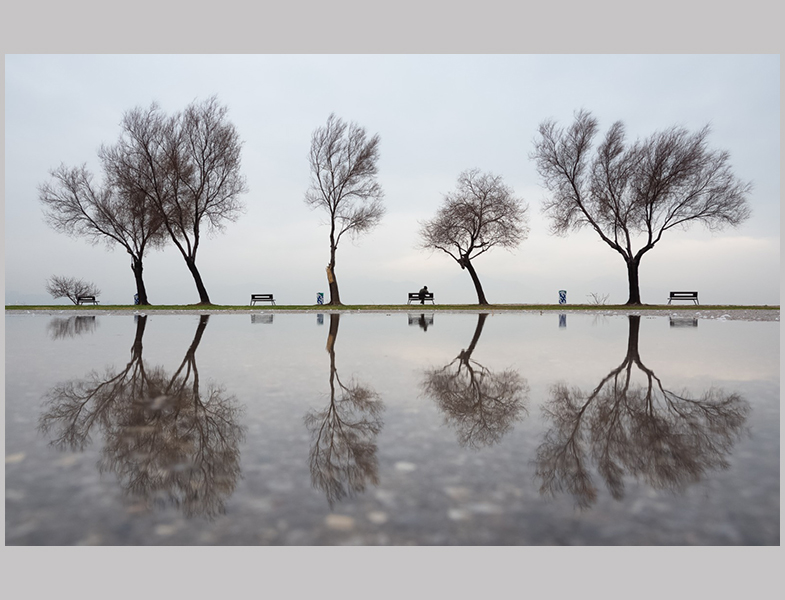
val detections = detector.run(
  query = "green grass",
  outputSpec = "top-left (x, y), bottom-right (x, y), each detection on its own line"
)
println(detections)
top-left (5, 303), bottom-right (779, 311)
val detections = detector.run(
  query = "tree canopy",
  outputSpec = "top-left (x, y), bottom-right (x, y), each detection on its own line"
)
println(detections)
top-left (39, 164), bottom-right (166, 305)
top-left (532, 109), bottom-right (752, 304)
top-left (101, 96), bottom-right (248, 304)
top-left (419, 169), bottom-right (528, 304)
top-left (305, 113), bottom-right (385, 306)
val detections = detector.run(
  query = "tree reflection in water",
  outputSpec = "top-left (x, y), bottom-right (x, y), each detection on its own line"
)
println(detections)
top-left (304, 313), bottom-right (384, 507)
top-left (421, 313), bottom-right (529, 449)
top-left (536, 315), bottom-right (750, 509)
top-left (47, 315), bottom-right (99, 339)
top-left (38, 315), bottom-right (245, 519)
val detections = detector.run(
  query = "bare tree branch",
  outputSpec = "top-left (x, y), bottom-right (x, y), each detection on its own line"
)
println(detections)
top-left (39, 163), bottom-right (167, 305)
top-left (532, 110), bottom-right (752, 304)
top-left (45, 276), bottom-right (100, 304)
top-left (101, 96), bottom-right (248, 305)
top-left (419, 169), bottom-right (529, 304)
top-left (305, 114), bottom-right (385, 305)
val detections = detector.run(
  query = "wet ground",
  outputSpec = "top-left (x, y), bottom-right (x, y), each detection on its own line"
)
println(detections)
top-left (5, 310), bottom-right (780, 545)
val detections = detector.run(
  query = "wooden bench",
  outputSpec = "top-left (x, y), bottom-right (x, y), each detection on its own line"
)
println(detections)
top-left (668, 291), bottom-right (699, 305)
top-left (76, 296), bottom-right (99, 305)
top-left (250, 293), bottom-right (276, 306)
top-left (408, 292), bottom-right (434, 304)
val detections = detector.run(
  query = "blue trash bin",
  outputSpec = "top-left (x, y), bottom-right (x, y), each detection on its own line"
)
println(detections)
top-left (134, 293), bottom-right (140, 305)
top-left (558, 290), bottom-right (567, 305)
top-left (317, 292), bottom-right (324, 305)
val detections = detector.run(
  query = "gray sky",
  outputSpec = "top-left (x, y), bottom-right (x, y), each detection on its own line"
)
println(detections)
top-left (4, 54), bottom-right (780, 306)
top-left (2, 2), bottom-right (784, 595)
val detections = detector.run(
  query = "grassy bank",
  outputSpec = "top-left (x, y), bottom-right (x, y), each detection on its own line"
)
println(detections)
top-left (5, 303), bottom-right (779, 312)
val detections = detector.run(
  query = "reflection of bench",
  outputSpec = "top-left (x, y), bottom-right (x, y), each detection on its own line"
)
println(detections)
top-left (668, 291), bottom-right (699, 305)
top-left (408, 313), bottom-right (434, 326)
top-left (250, 294), bottom-right (275, 306)
top-left (76, 296), bottom-right (99, 305)
top-left (669, 316), bottom-right (698, 327)
top-left (407, 292), bottom-right (434, 304)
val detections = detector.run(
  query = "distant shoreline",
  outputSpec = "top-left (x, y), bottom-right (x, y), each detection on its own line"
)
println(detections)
top-left (5, 304), bottom-right (780, 321)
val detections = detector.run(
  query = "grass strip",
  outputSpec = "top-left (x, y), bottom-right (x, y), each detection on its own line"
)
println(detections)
top-left (6, 303), bottom-right (779, 312)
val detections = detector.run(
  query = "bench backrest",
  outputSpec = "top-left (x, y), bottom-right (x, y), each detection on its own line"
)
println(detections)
top-left (670, 291), bottom-right (698, 297)
top-left (252, 294), bottom-right (273, 298)
top-left (409, 292), bottom-right (433, 298)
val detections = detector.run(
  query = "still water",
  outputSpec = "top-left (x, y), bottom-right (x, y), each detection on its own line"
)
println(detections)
top-left (5, 311), bottom-right (779, 545)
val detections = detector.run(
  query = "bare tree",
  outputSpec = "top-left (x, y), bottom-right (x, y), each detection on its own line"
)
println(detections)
top-left (39, 315), bottom-right (246, 519)
top-left (304, 314), bottom-right (384, 506)
top-left (305, 113), bottom-right (385, 306)
top-left (421, 313), bottom-right (528, 449)
top-left (419, 169), bottom-right (529, 305)
top-left (47, 315), bottom-right (98, 339)
top-left (45, 275), bottom-right (101, 304)
top-left (535, 316), bottom-right (749, 509)
top-left (39, 164), bottom-right (167, 305)
top-left (101, 96), bottom-right (248, 305)
top-left (531, 110), bottom-right (752, 305)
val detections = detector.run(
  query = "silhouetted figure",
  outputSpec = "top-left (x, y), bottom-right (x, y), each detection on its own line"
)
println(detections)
top-left (418, 285), bottom-right (429, 304)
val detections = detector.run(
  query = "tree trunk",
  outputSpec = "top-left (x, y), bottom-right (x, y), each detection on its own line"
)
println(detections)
top-left (463, 258), bottom-right (489, 305)
top-left (168, 314), bottom-right (209, 397)
top-left (626, 315), bottom-right (641, 363)
top-left (131, 314), bottom-right (147, 361)
top-left (326, 312), bottom-right (340, 354)
top-left (625, 258), bottom-right (642, 305)
top-left (462, 313), bottom-right (488, 360)
top-left (184, 255), bottom-right (212, 305)
top-left (326, 313), bottom-right (340, 399)
top-left (131, 257), bottom-right (150, 305)
top-left (326, 254), bottom-right (342, 306)
top-left (185, 314), bottom-right (210, 359)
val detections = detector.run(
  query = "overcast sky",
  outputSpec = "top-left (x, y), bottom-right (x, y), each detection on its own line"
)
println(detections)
top-left (4, 54), bottom-right (780, 306)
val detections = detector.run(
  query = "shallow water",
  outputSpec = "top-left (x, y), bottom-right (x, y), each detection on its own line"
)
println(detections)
top-left (4, 311), bottom-right (779, 545)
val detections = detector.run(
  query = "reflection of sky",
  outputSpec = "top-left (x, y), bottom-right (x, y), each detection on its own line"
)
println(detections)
top-left (4, 312), bottom-right (779, 545)
top-left (6, 311), bottom-right (778, 431)
top-left (6, 311), bottom-right (778, 430)
top-left (9, 312), bottom-right (777, 386)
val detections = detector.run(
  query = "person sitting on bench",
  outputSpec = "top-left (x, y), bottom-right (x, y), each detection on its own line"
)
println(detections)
top-left (418, 285), bottom-right (429, 305)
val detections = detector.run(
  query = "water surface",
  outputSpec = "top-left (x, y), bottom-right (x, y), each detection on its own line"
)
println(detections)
top-left (5, 311), bottom-right (779, 545)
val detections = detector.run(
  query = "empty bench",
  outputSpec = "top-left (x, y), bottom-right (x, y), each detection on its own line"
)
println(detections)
top-left (668, 291), bottom-right (699, 305)
top-left (76, 296), bottom-right (99, 305)
top-left (250, 294), bottom-right (276, 306)
top-left (407, 292), bottom-right (434, 304)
